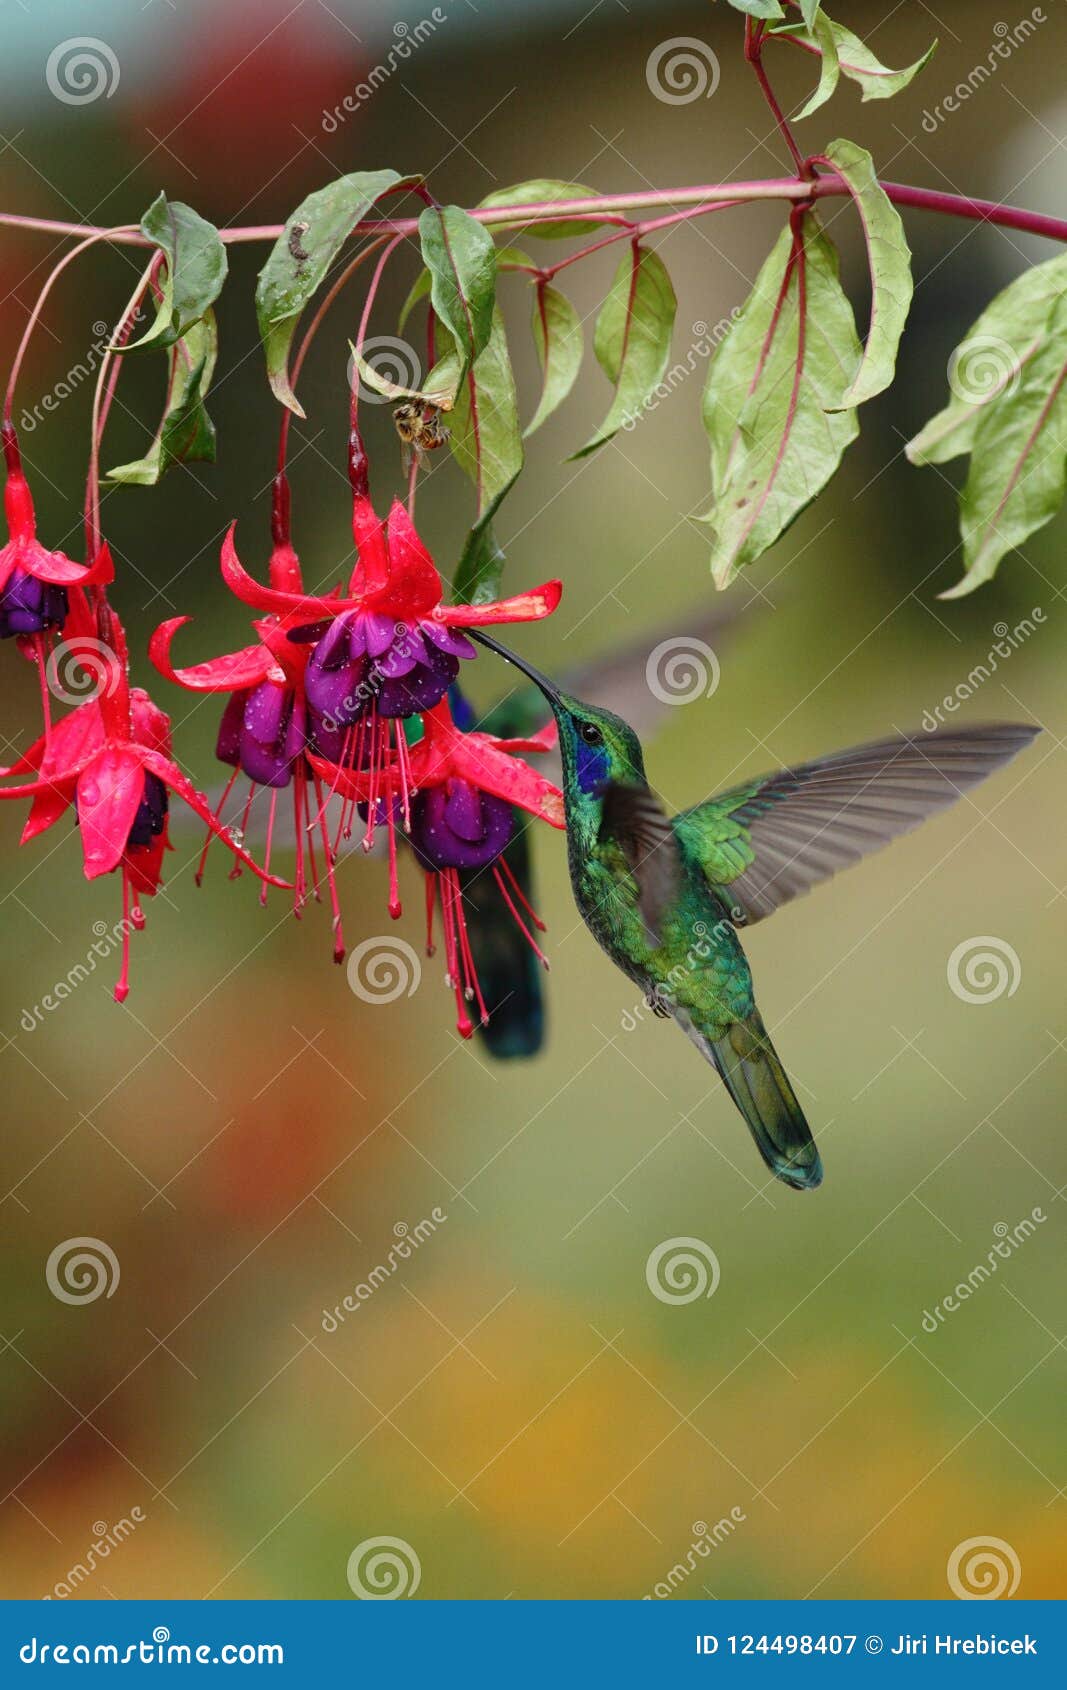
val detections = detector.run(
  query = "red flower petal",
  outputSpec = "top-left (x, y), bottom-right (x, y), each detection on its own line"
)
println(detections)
top-left (368, 499), bottom-right (442, 619)
top-left (438, 579), bottom-right (563, 625)
top-left (75, 749), bottom-right (147, 879)
top-left (0, 732), bottom-right (47, 779)
top-left (149, 616), bottom-right (274, 692)
top-left (221, 524), bottom-right (365, 618)
top-left (450, 735), bottom-right (565, 828)
top-left (23, 537), bottom-right (116, 587)
top-left (350, 494), bottom-right (390, 595)
top-left (21, 776), bottom-right (77, 844)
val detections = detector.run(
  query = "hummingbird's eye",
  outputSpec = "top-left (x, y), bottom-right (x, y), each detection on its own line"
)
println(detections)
top-left (578, 721), bottom-right (604, 746)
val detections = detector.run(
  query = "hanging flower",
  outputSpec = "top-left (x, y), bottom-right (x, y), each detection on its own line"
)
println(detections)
top-left (0, 617), bottom-right (289, 1000)
top-left (312, 695), bottom-right (562, 1036)
top-left (220, 491), bottom-right (561, 730)
top-left (149, 527), bottom-right (350, 954)
top-left (0, 462), bottom-right (113, 639)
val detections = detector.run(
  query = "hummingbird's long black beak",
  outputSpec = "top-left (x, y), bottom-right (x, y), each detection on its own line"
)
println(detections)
top-left (467, 628), bottom-right (564, 708)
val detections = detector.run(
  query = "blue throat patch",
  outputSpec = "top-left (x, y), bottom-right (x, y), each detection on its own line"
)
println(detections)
top-left (575, 739), bottom-right (610, 795)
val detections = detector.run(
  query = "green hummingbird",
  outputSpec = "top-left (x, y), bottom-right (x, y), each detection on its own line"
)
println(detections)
top-left (469, 628), bottom-right (1038, 1192)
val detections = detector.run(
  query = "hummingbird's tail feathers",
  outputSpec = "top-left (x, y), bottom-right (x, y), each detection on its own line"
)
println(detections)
top-left (698, 1008), bottom-right (823, 1192)
top-left (461, 822), bottom-right (546, 1060)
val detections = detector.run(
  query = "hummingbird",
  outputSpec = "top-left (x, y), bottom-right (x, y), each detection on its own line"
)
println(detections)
top-left (458, 598), bottom-right (758, 1060)
top-left (468, 628), bottom-right (1038, 1192)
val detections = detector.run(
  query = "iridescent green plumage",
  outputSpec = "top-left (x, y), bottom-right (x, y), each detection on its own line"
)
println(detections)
top-left (471, 629), bottom-right (1039, 1193)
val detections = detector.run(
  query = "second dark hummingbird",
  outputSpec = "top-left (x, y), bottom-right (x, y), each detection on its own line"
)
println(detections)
top-left (469, 628), bottom-right (1038, 1192)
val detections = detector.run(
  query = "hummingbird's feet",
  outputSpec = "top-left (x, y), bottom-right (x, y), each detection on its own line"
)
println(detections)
top-left (645, 985), bottom-right (674, 1019)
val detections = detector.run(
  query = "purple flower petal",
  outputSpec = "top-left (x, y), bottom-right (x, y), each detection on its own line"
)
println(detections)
top-left (376, 646), bottom-right (458, 717)
top-left (243, 679), bottom-right (288, 745)
top-left (216, 691), bottom-right (247, 767)
top-left (422, 621), bottom-right (476, 661)
top-left (443, 778), bottom-right (484, 843)
top-left (364, 612), bottom-right (400, 659)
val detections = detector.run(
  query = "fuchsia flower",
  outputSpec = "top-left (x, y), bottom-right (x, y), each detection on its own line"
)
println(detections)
top-left (312, 696), bottom-right (563, 1037)
top-left (151, 477), bottom-right (561, 962)
top-left (219, 487), bottom-right (560, 729)
top-left (0, 455), bottom-right (113, 642)
top-left (148, 525), bottom-right (352, 949)
top-left (0, 614), bottom-right (289, 1000)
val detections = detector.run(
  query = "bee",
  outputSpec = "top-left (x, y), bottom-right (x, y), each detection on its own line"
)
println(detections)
top-left (392, 401), bottom-right (449, 471)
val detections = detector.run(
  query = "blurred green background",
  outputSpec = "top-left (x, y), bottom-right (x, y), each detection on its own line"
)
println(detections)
top-left (0, 0), bottom-right (1064, 1601)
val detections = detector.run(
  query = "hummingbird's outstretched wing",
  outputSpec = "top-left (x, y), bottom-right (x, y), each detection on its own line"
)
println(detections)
top-left (674, 722), bottom-right (1039, 924)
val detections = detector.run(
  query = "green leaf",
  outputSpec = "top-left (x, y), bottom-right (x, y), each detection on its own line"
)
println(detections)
top-left (699, 218), bottom-right (861, 586)
top-left (430, 312), bottom-right (525, 605)
top-left (821, 138), bottom-right (912, 407)
top-left (798, 0), bottom-right (821, 24)
top-left (398, 247), bottom-right (531, 335)
top-left (942, 290), bottom-right (1067, 598)
top-left (126, 194), bottom-right (227, 353)
top-left (350, 346), bottom-right (455, 409)
top-left (255, 168), bottom-right (418, 416)
top-left (798, 14), bottom-right (936, 102)
top-left (398, 268), bottom-right (432, 335)
top-left (571, 246), bottom-right (677, 457)
top-left (526, 283), bottom-right (583, 436)
top-left (723, 0), bottom-right (786, 18)
top-left (418, 205), bottom-right (497, 387)
top-left (906, 252), bottom-right (1067, 465)
top-left (793, 9), bottom-right (839, 118)
top-left (108, 313), bottom-right (218, 485)
top-left (478, 179), bottom-right (605, 240)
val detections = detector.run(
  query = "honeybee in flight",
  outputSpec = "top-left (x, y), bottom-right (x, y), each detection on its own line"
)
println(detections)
top-left (392, 401), bottom-right (449, 471)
